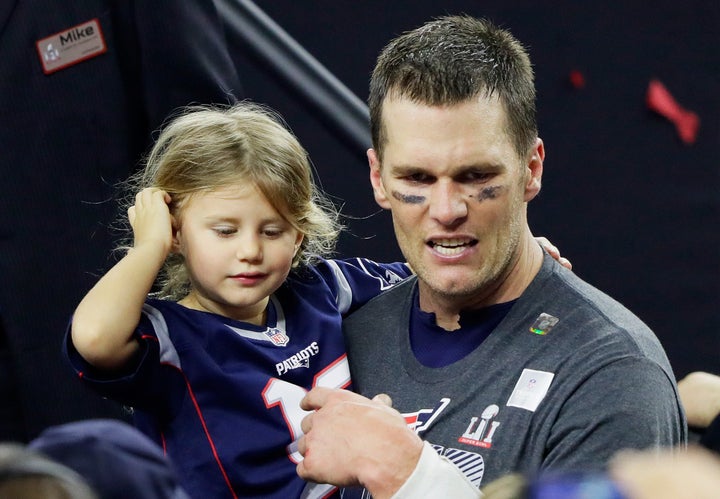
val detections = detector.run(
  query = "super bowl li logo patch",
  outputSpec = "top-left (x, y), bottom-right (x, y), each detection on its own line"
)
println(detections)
top-left (459, 404), bottom-right (501, 448)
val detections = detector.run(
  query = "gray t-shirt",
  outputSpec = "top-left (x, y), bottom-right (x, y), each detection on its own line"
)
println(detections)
top-left (344, 253), bottom-right (686, 489)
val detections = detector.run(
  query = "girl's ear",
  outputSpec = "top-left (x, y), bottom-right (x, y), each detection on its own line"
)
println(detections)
top-left (171, 216), bottom-right (182, 254)
top-left (294, 233), bottom-right (304, 257)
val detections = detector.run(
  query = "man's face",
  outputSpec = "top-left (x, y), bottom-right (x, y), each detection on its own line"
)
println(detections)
top-left (368, 95), bottom-right (543, 310)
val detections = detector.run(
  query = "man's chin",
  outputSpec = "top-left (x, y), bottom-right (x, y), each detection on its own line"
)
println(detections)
top-left (420, 273), bottom-right (480, 298)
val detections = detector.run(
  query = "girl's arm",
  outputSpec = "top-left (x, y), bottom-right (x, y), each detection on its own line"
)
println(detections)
top-left (71, 188), bottom-right (174, 370)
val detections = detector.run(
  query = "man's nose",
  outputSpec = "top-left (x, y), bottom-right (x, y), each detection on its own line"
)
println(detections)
top-left (428, 181), bottom-right (468, 226)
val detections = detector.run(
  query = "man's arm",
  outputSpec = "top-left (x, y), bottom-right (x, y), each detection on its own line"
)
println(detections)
top-left (297, 387), bottom-right (479, 499)
top-left (133, 0), bottom-right (242, 129)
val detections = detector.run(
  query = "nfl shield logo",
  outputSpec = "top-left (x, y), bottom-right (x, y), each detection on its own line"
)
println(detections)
top-left (264, 327), bottom-right (290, 346)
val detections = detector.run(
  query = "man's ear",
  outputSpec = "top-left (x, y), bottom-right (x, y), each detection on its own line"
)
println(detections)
top-left (368, 148), bottom-right (391, 209)
top-left (524, 138), bottom-right (544, 202)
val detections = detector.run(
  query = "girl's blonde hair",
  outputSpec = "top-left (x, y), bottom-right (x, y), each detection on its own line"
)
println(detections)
top-left (121, 101), bottom-right (342, 300)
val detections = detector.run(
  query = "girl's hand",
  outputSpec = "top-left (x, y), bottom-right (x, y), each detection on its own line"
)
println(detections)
top-left (535, 236), bottom-right (572, 270)
top-left (128, 187), bottom-right (174, 254)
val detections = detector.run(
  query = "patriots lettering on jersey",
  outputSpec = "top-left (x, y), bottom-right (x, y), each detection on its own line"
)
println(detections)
top-left (275, 342), bottom-right (320, 376)
top-left (402, 398), bottom-right (450, 435)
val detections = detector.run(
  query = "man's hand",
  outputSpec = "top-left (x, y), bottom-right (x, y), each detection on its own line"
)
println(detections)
top-left (297, 387), bottom-right (423, 499)
top-left (678, 371), bottom-right (720, 428)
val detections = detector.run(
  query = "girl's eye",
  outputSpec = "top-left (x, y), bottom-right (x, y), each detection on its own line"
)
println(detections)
top-left (214, 227), bottom-right (236, 236)
top-left (263, 228), bottom-right (284, 238)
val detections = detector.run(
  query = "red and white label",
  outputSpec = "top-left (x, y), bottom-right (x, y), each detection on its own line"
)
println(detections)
top-left (36, 18), bottom-right (107, 75)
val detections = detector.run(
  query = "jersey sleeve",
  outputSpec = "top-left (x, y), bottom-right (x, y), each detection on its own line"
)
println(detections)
top-left (62, 306), bottom-right (183, 417)
top-left (314, 258), bottom-right (412, 316)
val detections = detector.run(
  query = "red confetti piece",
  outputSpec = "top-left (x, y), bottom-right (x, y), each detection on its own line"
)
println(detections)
top-left (646, 79), bottom-right (700, 145)
top-left (569, 70), bottom-right (585, 89)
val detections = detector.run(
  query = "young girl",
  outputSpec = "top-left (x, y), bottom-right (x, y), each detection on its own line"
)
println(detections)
top-left (64, 102), bottom-right (411, 499)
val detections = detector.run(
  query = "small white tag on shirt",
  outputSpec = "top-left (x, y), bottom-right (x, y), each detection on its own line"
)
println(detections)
top-left (506, 368), bottom-right (554, 412)
top-left (36, 18), bottom-right (107, 75)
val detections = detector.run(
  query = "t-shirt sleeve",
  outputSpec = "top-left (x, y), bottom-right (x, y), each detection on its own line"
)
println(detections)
top-left (542, 356), bottom-right (686, 473)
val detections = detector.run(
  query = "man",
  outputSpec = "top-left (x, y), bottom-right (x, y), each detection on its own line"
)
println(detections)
top-left (297, 15), bottom-right (685, 498)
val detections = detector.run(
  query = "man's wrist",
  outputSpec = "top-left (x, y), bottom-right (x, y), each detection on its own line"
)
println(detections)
top-left (360, 436), bottom-right (424, 499)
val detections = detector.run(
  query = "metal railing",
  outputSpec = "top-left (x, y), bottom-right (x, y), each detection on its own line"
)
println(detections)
top-left (217, 0), bottom-right (371, 157)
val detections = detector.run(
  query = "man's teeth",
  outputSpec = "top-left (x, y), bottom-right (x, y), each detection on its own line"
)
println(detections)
top-left (432, 239), bottom-right (469, 255)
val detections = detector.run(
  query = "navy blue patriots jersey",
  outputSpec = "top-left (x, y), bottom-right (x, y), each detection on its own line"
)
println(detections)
top-left (65, 258), bottom-right (410, 499)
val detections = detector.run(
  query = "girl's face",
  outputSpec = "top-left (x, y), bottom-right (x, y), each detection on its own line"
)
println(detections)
top-left (174, 182), bottom-right (303, 325)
